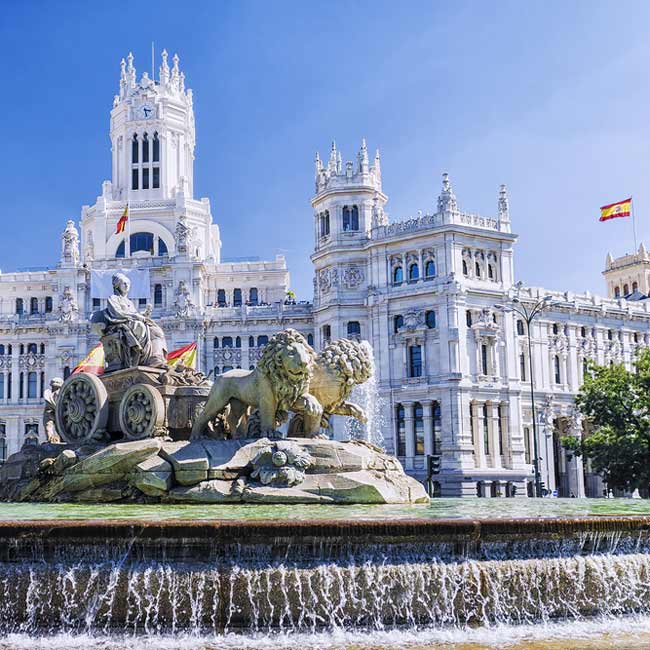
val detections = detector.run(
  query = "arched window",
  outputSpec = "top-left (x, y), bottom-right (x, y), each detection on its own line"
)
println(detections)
top-left (248, 336), bottom-right (254, 347)
top-left (153, 132), bottom-right (160, 162)
top-left (7, 345), bottom-right (11, 355)
top-left (223, 366), bottom-right (233, 373)
top-left (213, 337), bottom-right (219, 349)
top-left (552, 323), bottom-right (558, 335)
top-left (257, 335), bottom-right (269, 347)
top-left (154, 284), bottom-right (163, 306)
top-left (15, 298), bottom-right (23, 315)
top-left (235, 337), bottom-right (241, 348)
top-left (475, 262), bottom-right (481, 278)
top-left (554, 355), bottom-right (561, 384)
top-left (130, 232), bottom-right (154, 255)
top-left (319, 211), bottom-right (330, 237)
top-left (347, 321), bottom-right (361, 338)
top-left (608, 329), bottom-right (613, 341)
top-left (132, 133), bottom-right (139, 164)
top-left (462, 259), bottom-right (468, 276)
top-left (488, 264), bottom-right (495, 280)
top-left (425, 260), bottom-right (436, 278)
top-left (408, 263), bottom-right (419, 281)
top-left (614, 286), bottom-right (620, 297)
top-left (45, 296), bottom-right (53, 313)
top-left (516, 320), bottom-right (525, 336)
top-left (0, 345), bottom-right (4, 355)
top-left (27, 372), bottom-right (37, 399)
top-left (322, 324), bottom-right (331, 343)
top-left (581, 326), bottom-right (586, 338)
top-left (393, 266), bottom-right (403, 284)
top-left (342, 205), bottom-right (359, 231)
top-left (414, 403), bottom-right (424, 455)
top-left (233, 289), bottom-right (242, 307)
top-left (40, 372), bottom-right (45, 398)
top-left (142, 132), bottom-right (149, 163)
top-left (466, 310), bottom-right (472, 327)
top-left (396, 405), bottom-right (406, 456)
top-left (30, 297), bottom-right (38, 314)
top-left (634, 331), bottom-right (639, 343)
top-left (116, 240), bottom-right (126, 258)
top-left (217, 289), bottom-right (226, 307)
top-left (27, 343), bottom-right (37, 354)
top-left (633, 281), bottom-right (639, 292)
top-left (222, 337), bottom-right (233, 348)
top-left (307, 333), bottom-right (314, 346)
top-left (394, 315), bottom-right (404, 333)
top-left (425, 310), bottom-right (436, 329)
top-left (623, 283), bottom-right (629, 295)
top-left (249, 288), bottom-right (258, 306)
top-left (19, 345), bottom-right (24, 355)
top-left (158, 239), bottom-right (168, 256)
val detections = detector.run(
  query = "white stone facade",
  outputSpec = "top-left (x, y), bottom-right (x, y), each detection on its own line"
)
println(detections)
top-left (0, 52), bottom-right (648, 498)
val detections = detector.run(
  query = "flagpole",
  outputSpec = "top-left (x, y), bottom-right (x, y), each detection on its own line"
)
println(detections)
top-left (632, 196), bottom-right (638, 252)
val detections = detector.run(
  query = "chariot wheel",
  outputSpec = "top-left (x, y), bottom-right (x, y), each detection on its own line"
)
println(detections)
top-left (119, 383), bottom-right (166, 440)
top-left (55, 373), bottom-right (109, 444)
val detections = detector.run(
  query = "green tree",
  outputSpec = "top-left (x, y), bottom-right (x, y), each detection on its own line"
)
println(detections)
top-left (563, 348), bottom-right (650, 494)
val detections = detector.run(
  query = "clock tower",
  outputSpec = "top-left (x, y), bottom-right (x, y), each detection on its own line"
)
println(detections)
top-left (109, 50), bottom-right (196, 201)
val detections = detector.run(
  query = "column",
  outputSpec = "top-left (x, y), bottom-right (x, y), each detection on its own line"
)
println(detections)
top-left (404, 402), bottom-right (415, 470)
top-left (423, 401), bottom-right (434, 456)
top-left (499, 401), bottom-right (511, 468)
top-left (489, 401), bottom-right (502, 469)
top-left (471, 401), bottom-right (485, 468)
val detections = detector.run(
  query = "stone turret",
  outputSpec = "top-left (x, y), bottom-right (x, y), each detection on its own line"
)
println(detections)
top-left (603, 243), bottom-right (650, 299)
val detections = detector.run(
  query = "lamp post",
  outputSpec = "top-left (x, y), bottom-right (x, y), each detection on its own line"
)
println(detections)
top-left (496, 286), bottom-right (552, 498)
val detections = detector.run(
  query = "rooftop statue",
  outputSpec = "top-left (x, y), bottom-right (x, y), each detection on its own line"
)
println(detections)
top-left (91, 272), bottom-right (168, 371)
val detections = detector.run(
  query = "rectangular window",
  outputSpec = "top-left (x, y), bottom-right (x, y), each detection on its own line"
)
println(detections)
top-left (520, 353), bottom-right (527, 381)
top-left (138, 298), bottom-right (147, 307)
top-left (152, 167), bottom-right (160, 189)
top-left (414, 404), bottom-right (424, 456)
top-left (142, 168), bottom-right (149, 190)
top-left (397, 406), bottom-right (406, 456)
top-left (92, 298), bottom-right (100, 309)
top-left (45, 297), bottom-right (53, 313)
top-left (7, 374), bottom-right (11, 400)
top-left (0, 375), bottom-right (4, 400)
top-left (481, 344), bottom-right (489, 375)
top-left (498, 405), bottom-right (505, 456)
top-left (409, 345), bottom-right (422, 378)
top-left (27, 372), bottom-right (37, 399)
top-left (142, 138), bottom-right (149, 163)
top-left (523, 426), bottom-right (531, 464)
top-left (433, 402), bottom-right (442, 454)
top-left (19, 373), bottom-right (23, 399)
top-left (469, 404), bottom-right (476, 453)
top-left (132, 168), bottom-right (139, 190)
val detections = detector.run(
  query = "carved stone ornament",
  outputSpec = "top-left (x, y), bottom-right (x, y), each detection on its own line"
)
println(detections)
top-left (175, 214), bottom-right (193, 254)
top-left (61, 220), bottom-right (80, 266)
top-left (402, 309), bottom-right (425, 332)
top-left (173, 280), bottom-right (195, 318)
top-left (58, 286), bottom-right (79, 322)
top-left (342, 265), bottom-right (364, 289)
top-left (319, 268), bottom-right (332, 294)
top-left (84, 230), bottom-right (95, 262)
top-left (249, 439), bottom-right (312, 487)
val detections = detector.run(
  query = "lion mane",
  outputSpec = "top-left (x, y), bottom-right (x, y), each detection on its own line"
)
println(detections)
top-left (317, 338), bottom-right (374, 405)
top-left (256, 329), bottom-right (316, 417)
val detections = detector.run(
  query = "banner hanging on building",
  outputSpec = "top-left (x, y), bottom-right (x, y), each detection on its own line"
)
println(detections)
top-left (90, 269), bottom-right (151, 299)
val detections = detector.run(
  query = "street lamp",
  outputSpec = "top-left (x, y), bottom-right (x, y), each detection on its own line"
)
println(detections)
top-left (495, 285), bottom-right (553, 498)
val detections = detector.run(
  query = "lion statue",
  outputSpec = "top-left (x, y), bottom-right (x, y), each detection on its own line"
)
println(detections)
top-left (288, 338), bottom-right (374, 436)
top-left (191, 329), bottom-right (321, 439)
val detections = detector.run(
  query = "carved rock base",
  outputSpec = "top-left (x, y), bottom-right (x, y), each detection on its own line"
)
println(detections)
top-left (0, 438), bottom-right (429, 505)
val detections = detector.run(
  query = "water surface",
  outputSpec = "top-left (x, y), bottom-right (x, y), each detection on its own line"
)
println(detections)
top-left (0, 497), bottom-right (648, 522)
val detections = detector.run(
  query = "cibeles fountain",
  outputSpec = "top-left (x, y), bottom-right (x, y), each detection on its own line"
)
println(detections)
top-left (0, 272), bottom-right (427, 505)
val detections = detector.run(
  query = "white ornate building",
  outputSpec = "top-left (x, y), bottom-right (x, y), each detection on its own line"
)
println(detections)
top-left (0, 51), bottom-right (648, 498)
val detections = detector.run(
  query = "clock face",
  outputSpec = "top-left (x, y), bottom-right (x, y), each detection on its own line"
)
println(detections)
top-left (137, 103), bottom-right (155, 120)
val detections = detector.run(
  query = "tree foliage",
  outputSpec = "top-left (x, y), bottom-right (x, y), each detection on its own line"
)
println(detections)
top-left (563, 348), bottom-right (650, 493)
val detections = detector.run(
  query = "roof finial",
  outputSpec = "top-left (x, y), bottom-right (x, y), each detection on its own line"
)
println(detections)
top-left (358, 138), bottom-right (369, 173)
top-left (171, 53), bottom-right (180, 87)
top-left (160, 48), bottom-right (170, 85)
top-left (498, 184), bottom-right (509, 222)
top-left (328, 141), bottom-right (338, 172)
top-left (437, 172), bottom-right (458, 214)
top-left (126, 52), bottom-right (136, 86)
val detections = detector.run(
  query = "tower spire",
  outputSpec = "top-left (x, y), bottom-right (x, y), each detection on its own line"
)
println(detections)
top-left (160, 48), bottom-right (170, 85)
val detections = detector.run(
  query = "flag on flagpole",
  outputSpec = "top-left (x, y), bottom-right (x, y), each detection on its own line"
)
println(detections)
top-left (72, 343), bottom-right (105, 375)
top-left (167, 342), bottom-right (197, 369)
top-left (600, 198), bottom-right (632, 222)
top-left (116, 205), bottom-right (129, 234)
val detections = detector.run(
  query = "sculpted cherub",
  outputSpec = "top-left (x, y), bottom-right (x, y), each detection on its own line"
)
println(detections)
top-left (288, 338), bottom-right (374, 436)
top-left (191, 329), bottom-right (321, 439)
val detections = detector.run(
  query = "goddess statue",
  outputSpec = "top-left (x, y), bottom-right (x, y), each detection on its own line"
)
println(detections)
top-left (91, 273), bottom-right (168, 371)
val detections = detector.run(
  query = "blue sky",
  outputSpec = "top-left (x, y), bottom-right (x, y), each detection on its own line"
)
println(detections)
top-left (1, 0), bottom-right (649, 299)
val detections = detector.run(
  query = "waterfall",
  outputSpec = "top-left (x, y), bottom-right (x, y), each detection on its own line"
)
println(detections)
top-left (344, 341), bottom-right (385, 449)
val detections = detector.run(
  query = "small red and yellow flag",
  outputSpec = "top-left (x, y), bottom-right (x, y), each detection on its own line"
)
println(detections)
top-left (72, 343), bottom-right (105, 376)
top-left (600, 198), bottom-right (632, 222)
top-left (167, 342), bottom-right (197, 369)
top-left (116, 205), bottom-right (129, 234)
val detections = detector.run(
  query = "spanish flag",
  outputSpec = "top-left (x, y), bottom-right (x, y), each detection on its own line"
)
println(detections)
top-left (600, 198), bottom-right (632, 222)
top-left (116, 205), bottom-right (129, 234)
top-left (167, 342), bottom-right (197, 369)
top-left (72, 343), bottom-right (105, 376)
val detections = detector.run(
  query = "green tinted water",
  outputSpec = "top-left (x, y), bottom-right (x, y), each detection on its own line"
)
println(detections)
top-left (0, 497), bottom-right (649, 521)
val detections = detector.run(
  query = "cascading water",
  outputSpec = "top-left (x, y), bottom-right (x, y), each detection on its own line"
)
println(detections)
top-left (344, 341), bottom-right (385, 449)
